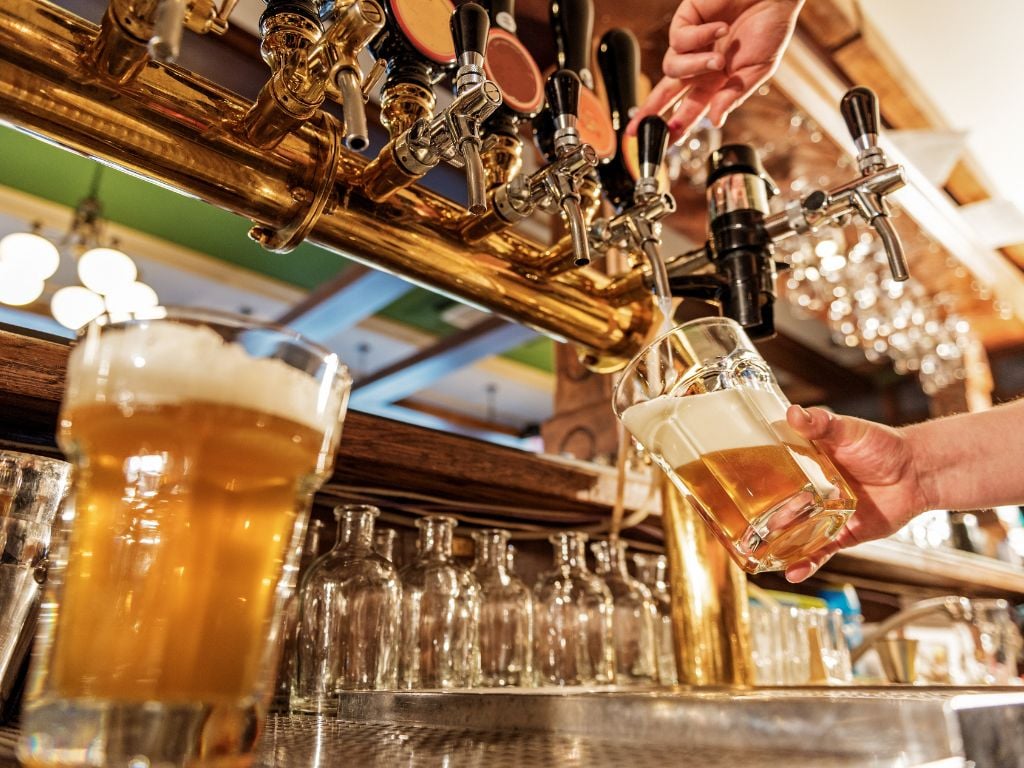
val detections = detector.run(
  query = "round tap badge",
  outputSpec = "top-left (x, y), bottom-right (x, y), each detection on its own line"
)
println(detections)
top-left (391, 0), bottom-right (457, 65)
top-left (484, 29), bottom-right (544, 118)
top-left (577, 88), bottom-right (617, 162)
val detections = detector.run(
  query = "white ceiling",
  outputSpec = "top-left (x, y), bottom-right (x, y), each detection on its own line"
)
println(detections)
top-left (858, 0), bottom-right (1024, 224)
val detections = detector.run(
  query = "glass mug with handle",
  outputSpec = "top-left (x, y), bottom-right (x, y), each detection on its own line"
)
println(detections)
top-left (613, 317), bottom-right (855, 574)
top-left (20, 308), bottom-right (351, 768)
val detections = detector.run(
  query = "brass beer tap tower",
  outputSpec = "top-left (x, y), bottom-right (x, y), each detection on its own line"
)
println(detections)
top-left (0, 0), bottom-right (909, 688)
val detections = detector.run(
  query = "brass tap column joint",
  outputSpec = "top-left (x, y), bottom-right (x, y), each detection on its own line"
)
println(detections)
top-left (242, 0), bottom-right (384, 150)
top-left (360, 3), bottom-right (501, 212)
top-left (379, 81), bottom-right (435, 139)
top-left (92, 0), bottom-right (240, 82)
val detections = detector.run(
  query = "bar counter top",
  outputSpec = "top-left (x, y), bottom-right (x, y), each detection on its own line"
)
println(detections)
top-left (3, 687), bottom-right (1023, 767)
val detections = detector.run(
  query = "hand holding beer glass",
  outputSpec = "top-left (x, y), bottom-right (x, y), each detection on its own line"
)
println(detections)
top-left (20, 309), bottom-right (351, 767)
top-left (614, 317), bottom-right (856, 574)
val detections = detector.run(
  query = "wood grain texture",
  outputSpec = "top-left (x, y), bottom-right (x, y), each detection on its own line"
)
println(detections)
top-left (0, 328), bottom-right (649, 520)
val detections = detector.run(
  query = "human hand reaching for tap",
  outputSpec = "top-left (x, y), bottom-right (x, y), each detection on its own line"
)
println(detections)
top-left (626, 0), bottom-right (804, 144)
top-left (783, 399), bottom-right (1024, 583)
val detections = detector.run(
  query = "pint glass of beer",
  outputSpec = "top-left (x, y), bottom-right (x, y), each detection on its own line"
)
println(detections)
top-left (20, 309), bottom-right (351, 767)
top-left (613, 317), bottom-right (855, 574)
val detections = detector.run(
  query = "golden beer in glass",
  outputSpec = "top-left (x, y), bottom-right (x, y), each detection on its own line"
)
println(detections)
top-left (20, 309), bottom-right (351, 767)
top-left (613, 317), bottom-right (855, 574)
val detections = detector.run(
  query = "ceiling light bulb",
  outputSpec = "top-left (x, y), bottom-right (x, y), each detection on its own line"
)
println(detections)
top-left (0, 261), bottom-right (45, 306)
top-left (104, 281), bottom-right (159, 316)
top-left (0, 232), bottom-right (61, 279)
top-left (77, 247), bottom-right (138, 295)
top-left (51, 286), bottom-right (105, 330)
top-left (814, 239), bottom-right (839, 260)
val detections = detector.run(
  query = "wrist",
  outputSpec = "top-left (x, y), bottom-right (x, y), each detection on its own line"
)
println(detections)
top-left (901, 421), bottom-right (941, 514)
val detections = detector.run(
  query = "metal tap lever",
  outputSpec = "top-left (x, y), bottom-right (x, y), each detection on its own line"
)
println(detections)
top-left (451, 1), bottom-right (489, 92)
top-left (430, 2), bottom-right (499, 212)
top-left (591, 116), bottom-right (675, 296)
top-left (323, 0), bottom-right (385, 151)
top-left (541, 69), bottom-right (591, 265)
top-left (597, 27), bottom-right (642, 211)
top-left (841, 86), bottom-right (883, 172)
top-left (764, 86), bottom-right (909, 282)
top-left (148, 0), bottom-right (188, 62)
top-left (635, 114), bottom-right (669, 203)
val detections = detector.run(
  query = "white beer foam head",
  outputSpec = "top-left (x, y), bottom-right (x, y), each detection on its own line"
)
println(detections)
top-left (622, 387), bottom-right (790, 468)
top-left (622, 387), bottom-right (836, 496)
top-left (65, 321), bottom-right (349, 433)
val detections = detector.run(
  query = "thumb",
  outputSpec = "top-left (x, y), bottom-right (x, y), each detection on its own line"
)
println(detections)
top-left (786, 405), bottom-right (870, 450)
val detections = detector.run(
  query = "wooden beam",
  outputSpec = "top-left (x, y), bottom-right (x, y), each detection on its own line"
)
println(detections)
top-left (275, 265), bottom-right (413, 339)
top-left (0, 328), bottom-right (648, 517)
top-left (350, 316), bottom-right (536, 408)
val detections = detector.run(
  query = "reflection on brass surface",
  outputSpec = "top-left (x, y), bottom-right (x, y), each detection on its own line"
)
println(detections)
top-left (242, 1), bottom-right (384, 149)
top-left (90, 3), bottom-right (152, 83)
top-left (0, 0), bottom-right (652, 364)
top-left (662, 480), bottom-right (753, 686)
top-left (380, 81), bottom-right (435, 138)
top-left (482, 133), bottom-right (522, 191)
top-left (359, 138), bottom-right (422, 202)
top-left (579, 174), bottom-right (602, 224)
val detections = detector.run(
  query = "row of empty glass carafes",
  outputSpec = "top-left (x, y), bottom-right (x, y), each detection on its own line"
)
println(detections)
top-left (286, 506), bottom-right (678, 713)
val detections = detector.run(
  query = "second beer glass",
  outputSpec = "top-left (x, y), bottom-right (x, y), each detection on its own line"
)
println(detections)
top-left (20, 309), bottom-right (352, 767)
top-left (613, 317), bottom-right (856, 574)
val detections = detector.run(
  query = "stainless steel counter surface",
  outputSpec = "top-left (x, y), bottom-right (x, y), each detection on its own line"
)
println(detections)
top-left (2, 687), bottom-right (1023, 767)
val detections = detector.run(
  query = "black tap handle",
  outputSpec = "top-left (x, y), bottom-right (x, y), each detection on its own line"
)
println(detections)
top-left (546, 69), bottom-right (581, 121)
top-left (484, 0), bottom-right (516, 31)
top-left (597, 28), bottom-right (639, 134)
top-left (840, 86), bottom-right (880, 150)
top-left (550, 0), bottom-right (595, 85)
top-left (451, 2), bottom-right (490, 61)
top-left (637, 115), bottom-right (669, 179)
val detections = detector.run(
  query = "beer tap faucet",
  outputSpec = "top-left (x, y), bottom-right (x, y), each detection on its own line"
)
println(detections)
top-left (361, 3), bottom-right (502, 212)
top-left (590, 115), bottom-right (677, 298)
top-left (460, 70), bottom-right (598, 269)
top-left (650, 86), bottom-right (908, 339)
top-left (241, 0), bottom-right (385, 150)
top-left (763, 86), bottom-right (909, 282)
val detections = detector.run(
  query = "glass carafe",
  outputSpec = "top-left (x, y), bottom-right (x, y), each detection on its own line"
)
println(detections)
top-left (374, 527), bottom-right (398, 564)
top-left (533, 532), bottom-right (614, 686)
top-left (272, 518), bottom-right (324, 711)
top-left (471, 529), bottom-right (532, 687)
top-left (293, 505), bottom-right (401, 712)
top-left (592, 539), bottom-right (658, 685)
top-left (399, 516), bottom-right (480, 689)
top-left (632, 552), bottom-right (678, 685)
top-left (0, 452), bottom-right (70, 724)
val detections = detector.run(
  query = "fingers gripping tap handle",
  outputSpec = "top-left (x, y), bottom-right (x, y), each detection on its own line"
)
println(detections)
top-left (840, 86), bottom-right (880, 154)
